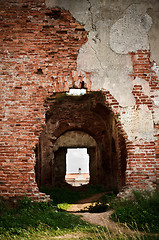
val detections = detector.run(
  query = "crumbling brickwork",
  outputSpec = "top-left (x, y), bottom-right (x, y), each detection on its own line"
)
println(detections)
top-left (0, 0), bottom-right (159, 200)
top-left (0, 0), bottom-right (89, 200)
top-left (128, 50), bottom-right (159, 190)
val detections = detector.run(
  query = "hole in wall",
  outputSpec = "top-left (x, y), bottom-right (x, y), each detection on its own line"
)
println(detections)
top-left (65, 148), bottom-right (90, 187)
top-left (80, 81), bottom-right (85, 89)
top-left (35, 91), bottom-right (127, 193)
top-left (36, 68), bottom-right (43, 75)
top-left (45, 10), bottom-right (61, 19)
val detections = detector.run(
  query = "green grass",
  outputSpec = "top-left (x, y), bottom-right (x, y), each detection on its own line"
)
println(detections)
top-left (57, 202), bottom-right (71, 210)
top-left (0, 185), bottom-right (108, 239)
top-left (40, 186), bottom-right (159, 234)
top-left (0, 197), bottom-right (94, 239)
top-left (79, 190), bottom-right (159, 234)
top-left (110, 190), bottom-right (159, 233)
top-left (0, 189), bottom-right (159, 239)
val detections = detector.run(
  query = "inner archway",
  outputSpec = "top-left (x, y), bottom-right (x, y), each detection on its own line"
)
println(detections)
top-left (52, 130), bottom-right (97, 187)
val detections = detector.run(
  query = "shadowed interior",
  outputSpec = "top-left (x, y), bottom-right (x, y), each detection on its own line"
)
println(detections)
top-left (35, 92), bottom-right (127, 191)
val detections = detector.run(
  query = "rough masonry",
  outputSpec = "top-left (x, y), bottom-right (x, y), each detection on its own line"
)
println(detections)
top-left (0, 0), bottom-right (159, 200)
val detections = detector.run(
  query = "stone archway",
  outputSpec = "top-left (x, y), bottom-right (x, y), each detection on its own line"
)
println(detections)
top-left (35, 92), bottom-right (127, 191)
top-left (52, 131), bottom-right (97, 187)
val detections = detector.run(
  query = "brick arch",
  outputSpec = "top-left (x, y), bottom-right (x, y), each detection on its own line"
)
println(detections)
top-left (35, 91), bottom-right (128, 192)
top-left (101, 90), bottom-right (130, 190)
top-left (52, 130), bottom-right (97, 187)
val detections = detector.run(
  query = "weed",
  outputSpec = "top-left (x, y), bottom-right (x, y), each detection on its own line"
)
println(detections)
top-left (57, 203), bottom-right (71, 211)
top-left (110, 190), bottom-right (159, 233)
top-left (0, 190), bottom-right (159, 239)
top-left (0, 197), bottom-right (93, 239)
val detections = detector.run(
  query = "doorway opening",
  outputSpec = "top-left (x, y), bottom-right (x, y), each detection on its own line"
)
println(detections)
top-left (35, 92), bottom-right (127, 192)
top-left (65, 148), bottom-right (90, 186)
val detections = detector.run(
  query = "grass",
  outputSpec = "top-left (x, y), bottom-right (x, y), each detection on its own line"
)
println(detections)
top-left (0, 197), bottom-right (94, 239)
top-left (110, 190), bottom-right (159, 233)
top-left (0, 188), bottom-right (159, 239)
top-left (80, 189), bottom-right (159, 234)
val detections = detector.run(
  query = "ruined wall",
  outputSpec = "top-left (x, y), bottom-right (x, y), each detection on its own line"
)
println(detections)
top-left (0, 0), bottom-right (159, 200)
top-left (0, 0), bottom-right (89, 200)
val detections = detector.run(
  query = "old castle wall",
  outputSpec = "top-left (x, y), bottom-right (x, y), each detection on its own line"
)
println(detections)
top-left (0, 0), bottom-right (159, 200)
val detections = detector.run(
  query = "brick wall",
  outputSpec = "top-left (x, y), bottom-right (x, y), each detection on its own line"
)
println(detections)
top-left (0, 0), bottom-right (89, 200)
top-left (0, 1), bottom-right (159, 200)
top-left (127, 50), bottom-right (159, 191)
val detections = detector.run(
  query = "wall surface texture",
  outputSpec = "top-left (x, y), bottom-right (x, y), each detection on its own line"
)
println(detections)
top-left (0, 0), bottom-right (159, 200)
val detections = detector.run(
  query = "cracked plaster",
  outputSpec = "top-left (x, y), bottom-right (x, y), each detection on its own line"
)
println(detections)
top-left (110, 3), bottom-right (153, 54)
top-left (147, 3), bottom-right (159, 65)
top-left (120, 105), bottom-right (154, 141)
top-left (45, 0), bottom-right (158, 141)
top-left (152, 89), bottom-right (159, 125)
top-left (133, 77), bottom-right (151, 97)
top-left (46, 0), bottom-right (136, 107)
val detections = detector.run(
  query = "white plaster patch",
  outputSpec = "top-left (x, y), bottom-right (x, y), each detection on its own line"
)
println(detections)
top-left (153, 107), bottom-right (159, 125)
top-left (152, 62), bottom-right (159, 79)
top-left (120, 105), bottom-right (154, 141)
top-left (152, 90), bottom-right (159, 125)
top-left (110, 4), bottom-right (153, 54)
top-left (152, 90), bottom-right (159, 107)
top-left (133, 77), bottom-right (150, 96)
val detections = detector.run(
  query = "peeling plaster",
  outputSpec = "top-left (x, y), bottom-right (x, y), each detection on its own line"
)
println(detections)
top-left (45, 0), bottom-right (137, 107)
top-left (45, 0), bottom-right (155, 109)
top-left (45, 0), bottom-right (158, 141)
top-left (152, 62), bottom-right (159, 79)
top-left (153, 107), bottom-right (159, 125)
top-left (120, 105), bottom-right (154, 141)
top-left (152, 89), bottom-right (159, 125)
top-left (153, 90), bottom-right (159, 107)
top-left (110, 4), bottom-right (153, 54)
top-left (147, 2), bottom-right (159, 65)
top-left (133, 77), bottom-right (150, 96)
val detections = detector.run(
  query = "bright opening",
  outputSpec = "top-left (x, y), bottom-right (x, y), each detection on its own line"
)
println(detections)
top-left (65, 148), bottom-right (90, 186)
top-left (67, 88), bottom-right (86, 96)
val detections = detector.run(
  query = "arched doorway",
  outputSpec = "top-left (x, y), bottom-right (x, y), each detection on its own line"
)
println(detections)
top-left (52, 130), bottom-right (97, 187)
top-left (35, 92), bottom-right (127, 191)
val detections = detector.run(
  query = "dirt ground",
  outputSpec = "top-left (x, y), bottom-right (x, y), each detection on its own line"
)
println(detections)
top-left (53, 193), bottom-right (159, 239)
top-left (67, 193), bottom-right (134, 236)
